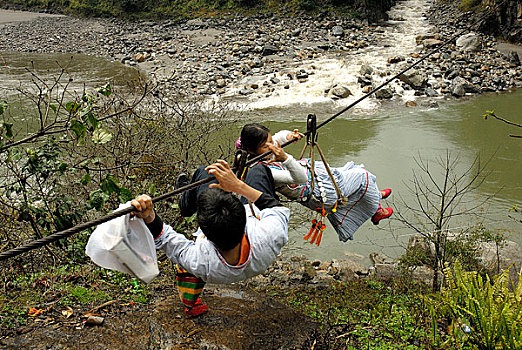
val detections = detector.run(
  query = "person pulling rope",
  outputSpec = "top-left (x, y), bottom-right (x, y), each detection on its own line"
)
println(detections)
top-left (236, 122), bottom-right (393, 243)
top-left (0, 1), bottom-right (506, 261)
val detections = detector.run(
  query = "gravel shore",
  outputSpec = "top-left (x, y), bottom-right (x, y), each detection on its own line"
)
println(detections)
top-left (2, 6), bottom-right (520, 106)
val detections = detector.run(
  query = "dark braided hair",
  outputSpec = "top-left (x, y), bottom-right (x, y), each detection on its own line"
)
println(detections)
top-left (240, 123), bottom-right (270, 154)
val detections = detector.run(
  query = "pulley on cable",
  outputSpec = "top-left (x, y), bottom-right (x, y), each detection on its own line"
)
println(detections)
top-left (298, 114), bottom-right (347, 246)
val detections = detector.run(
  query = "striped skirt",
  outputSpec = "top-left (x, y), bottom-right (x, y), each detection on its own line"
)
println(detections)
top-left (305, 161), bottom-right (381, 241)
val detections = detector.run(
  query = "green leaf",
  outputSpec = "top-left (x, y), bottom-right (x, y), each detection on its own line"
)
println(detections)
top-left (118, 187), bottom-right (133, 203)
top-left (101, 174), bottom-right (120, 195)
top-left (80, 108), bottom-right (100, 130)
top-left (98, 83), bottom-right (112, 97)
top-left (50, 104), bottom-right (57, 112)
top-left (58, 162), bottom-right (68, 173)
top-left (80, 173), bottom-right (91, 185)
top-left (69, 120), bottom-right (87, 142)
top-left (65, 101), bottom-right (81, 115)
top-left (0, 100), bottom-right (7, 115)
top-left (88, 190), bottom-right (109, 211)
top-left (92, 129), bottom-right (113, 144)
top-left (3, 122), bottom-right (13, 138)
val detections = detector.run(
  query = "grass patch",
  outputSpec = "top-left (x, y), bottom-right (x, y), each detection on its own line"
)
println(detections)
top-left (0, 263), bottom-right (159, 336)
top-left (255, 278), bottom-right (439, 349)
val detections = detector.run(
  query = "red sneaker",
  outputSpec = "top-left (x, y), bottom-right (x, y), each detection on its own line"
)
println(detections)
top-left (185, 298), bottom-right (209, 317)
top-left (371, 207), bottom-right (393, 225)
top-left (381, 188), bottom-right (392, 199)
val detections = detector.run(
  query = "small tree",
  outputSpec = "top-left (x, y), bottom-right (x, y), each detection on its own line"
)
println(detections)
top-left (394, 151), bottom-right (494, 290)
top-left (0, 67), bottom-right (238, 267)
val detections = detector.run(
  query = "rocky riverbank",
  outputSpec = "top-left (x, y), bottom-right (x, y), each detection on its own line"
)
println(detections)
top-left (1, 2), bottom-right (521, 107)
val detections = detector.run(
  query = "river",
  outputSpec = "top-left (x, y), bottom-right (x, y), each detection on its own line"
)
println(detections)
top-left (257, 90), bottom-right (522, 264)
top-left (1, 3), bottom-right (521, 265)
top-left (229, 0), bottom-right (522, 263)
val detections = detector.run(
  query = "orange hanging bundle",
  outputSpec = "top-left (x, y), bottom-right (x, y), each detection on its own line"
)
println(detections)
top-left (303, 205), bottom-right (330, 246)
top-left (304, 219), bottom-right (317, 241)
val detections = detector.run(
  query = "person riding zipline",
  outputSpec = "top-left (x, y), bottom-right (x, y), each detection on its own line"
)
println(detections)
top-left (236, 123), bottom-right (393, 242)
top-left (131, 159), bottom-right (289, 317)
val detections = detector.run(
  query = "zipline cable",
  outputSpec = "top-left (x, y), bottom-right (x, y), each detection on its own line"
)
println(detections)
top-left (0, 176), bottom-right (216, 261)
top-left (0, 2), bottom-right (506, 261)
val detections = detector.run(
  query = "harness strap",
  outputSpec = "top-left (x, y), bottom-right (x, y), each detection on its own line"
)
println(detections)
top-left (314, 142), bottom-right (344, 203)
top-left (301, 114), bottom-right (345, 206)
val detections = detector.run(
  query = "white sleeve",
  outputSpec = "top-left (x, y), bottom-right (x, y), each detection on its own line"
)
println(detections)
top-left (272, 130), bottom-right (292, 146)
top-left (270, 154), bottom-right (308, 185)
top-left (255, 206), bottom-right (290, 251)
top-left (154, 225), bottom-right (210, 278)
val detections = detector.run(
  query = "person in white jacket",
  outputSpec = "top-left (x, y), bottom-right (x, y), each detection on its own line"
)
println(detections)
top-left (131, 159), bottom-right (289, 317)
top-left (236, 123), bottom-right (392, 242)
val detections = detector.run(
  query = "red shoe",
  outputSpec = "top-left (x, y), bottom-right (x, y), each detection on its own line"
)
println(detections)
top-left (381, 188), bottom-right (392, 199)
top-left (185, 298), bottom-right (209, 317)
top-left (371, 207), bottom-right (393, 225)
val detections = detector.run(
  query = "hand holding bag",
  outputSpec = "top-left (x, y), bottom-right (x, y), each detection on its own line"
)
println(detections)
top-left (85, 204), bottom-right (159, 283)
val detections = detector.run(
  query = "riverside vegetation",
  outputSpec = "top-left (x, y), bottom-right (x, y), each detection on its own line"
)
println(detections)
top-left (0, 1), bottom-right (521, 349)
top-left (0, 0), bottom-right (386, 19)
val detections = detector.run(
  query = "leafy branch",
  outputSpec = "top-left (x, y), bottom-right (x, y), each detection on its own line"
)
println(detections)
top-left (483, 110), bottom-right (522, 138)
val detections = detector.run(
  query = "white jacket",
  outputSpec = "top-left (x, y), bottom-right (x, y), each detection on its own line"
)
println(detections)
top-left (154, 204), bottom-right (289, 284)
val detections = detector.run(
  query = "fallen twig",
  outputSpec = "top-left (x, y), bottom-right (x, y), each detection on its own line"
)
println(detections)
top-left (82, 300), bottom-right (118, 317)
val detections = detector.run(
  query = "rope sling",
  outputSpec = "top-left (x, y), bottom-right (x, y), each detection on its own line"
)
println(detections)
top-left (298, 114), bottom-right (346, 246)
top-left (0, 1), bottom-right (507, 261)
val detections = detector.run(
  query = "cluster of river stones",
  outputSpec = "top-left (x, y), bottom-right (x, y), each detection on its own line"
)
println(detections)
top-left (243, 236), bottom-right (522, 288)
top-left (1, 5), bottom-right (520, 104)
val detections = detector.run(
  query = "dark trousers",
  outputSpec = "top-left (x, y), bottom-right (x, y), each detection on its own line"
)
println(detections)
top-left (179, 163), bottom-right (277, 217)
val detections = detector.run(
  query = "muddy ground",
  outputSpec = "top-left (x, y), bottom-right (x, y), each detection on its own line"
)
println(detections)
top-left (1, 284), bottom-right (318, 349)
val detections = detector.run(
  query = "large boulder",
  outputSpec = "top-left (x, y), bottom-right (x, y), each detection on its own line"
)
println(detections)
top-left (507, 51), bottom-right (520, 66)
top-left (332, 259), bottom-right (368, 281)
top-left (358, 75), bottom-right (372, 86)
top-left (135, 53), bottom-right (146, 63)
top-left (330, 85), bottom-right (352, 99)
top-left (262, 45), bottom-right (278, 56)
top-left (456, 33), bottom-right (481, 52)
top-left (423, 38), bottom-right (444, 48)
top-left (478, 240), bottom-right (522, 283)
top-left (373, 263), bottom-right (398, 280)
top-left (375, 87), bottom-right (394, 99)
top-left (451, 77), bottom-right (481, 96)
top-left (332, 25), bottom-right (344, 37)
top-left (399, 70), bottom-right (428, 90)
top-left (360, 64), bottom-right (374, 76)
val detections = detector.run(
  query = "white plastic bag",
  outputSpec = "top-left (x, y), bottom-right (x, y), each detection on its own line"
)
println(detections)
top-left (85, 204), bottom-right (159, 283)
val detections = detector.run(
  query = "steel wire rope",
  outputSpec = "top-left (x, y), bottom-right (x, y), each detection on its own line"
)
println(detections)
top-left (0, 1), bottom-right (508, 261)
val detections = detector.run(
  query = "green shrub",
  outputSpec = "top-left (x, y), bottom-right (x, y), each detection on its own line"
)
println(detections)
top-left (431, 262), bottom-right (522, 349)
top-left (458, 0), bottom-right (482, 11)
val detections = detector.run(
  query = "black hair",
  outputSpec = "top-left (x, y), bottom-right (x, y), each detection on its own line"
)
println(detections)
top-left (196, 188), bottom-right (246, 251)
top-left (240, 123), bottom-right (270, 154)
